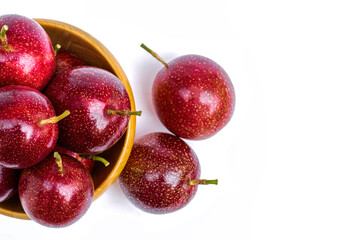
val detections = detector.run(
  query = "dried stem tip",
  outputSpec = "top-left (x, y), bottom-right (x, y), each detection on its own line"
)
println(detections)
top-left (140, 43), bottom-right (169, 68)
top-left (188, 179), bottom-right (218, 185)
top-left (53, 152), bottom-right (64, 175)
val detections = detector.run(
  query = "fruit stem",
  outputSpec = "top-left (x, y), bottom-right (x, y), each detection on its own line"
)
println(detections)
top-left (86, 155), bottom-right (110, 167)
top-left (188, 179), bottom-right (218, 185)
top-left (54, 44), bottom-right (61, 56)
top-left (140, 43), bottom-right (169, 68)
top-left (1, 25), bottom-right (8, 48)
top-left (106, 109), bottom-right (142, 116)
top-left (38, 110), bottom-right (70, 126)
top-left (53, 152), bottom-right (64, 175)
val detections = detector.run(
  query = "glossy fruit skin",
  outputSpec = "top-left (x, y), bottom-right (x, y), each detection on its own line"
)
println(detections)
top-left (119, 132), bottom-right (200, 214)
top-left (0, 14), bottom-right (56, 91)
top-left (18, 153), bottom-right (94, 228)
top-left (44, 66), bottom-right (131, 155)
top-left (0, 166), bottom-right (20, 202)
top-left (55, 49), bottom-right (85, 74)
top-left (53, 145), bottom-right (95, 172)
top-left (0, 85), bottom-right (58, 169)
top-left (153, 54), bottom-right (235, 140)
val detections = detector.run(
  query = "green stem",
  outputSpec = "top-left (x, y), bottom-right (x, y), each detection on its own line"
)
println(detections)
top-left (188, 179), bottom-right (218, 185)
top-left (90, 155), bottom-right (110, 167)
top-left (38, 110), bottom-right (70, 126)
top-left (54, 43), bottom-right (61, 56)
top-left (107, 109), bottom-right (142, 116)
top-left (140, 43), bottom-right (169, 68)
top-left (1, 25), bottom-right (8, 48)
top-left (53, 152), bottom-right (64, 175)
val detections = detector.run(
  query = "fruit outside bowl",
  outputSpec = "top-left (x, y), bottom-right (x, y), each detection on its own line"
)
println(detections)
top-left (0, 18), bottom-right (137, 220)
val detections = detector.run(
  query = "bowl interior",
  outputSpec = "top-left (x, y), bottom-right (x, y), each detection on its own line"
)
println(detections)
top-left (0, 19), bottom-right (136, 219)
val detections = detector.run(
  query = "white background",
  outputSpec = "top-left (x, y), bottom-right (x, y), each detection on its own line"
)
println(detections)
top-left (1, 0), bottom-right (360, 239)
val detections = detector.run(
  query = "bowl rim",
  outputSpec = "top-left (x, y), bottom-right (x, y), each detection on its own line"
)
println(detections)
top-left (0, 18), bottom-right (137, 220)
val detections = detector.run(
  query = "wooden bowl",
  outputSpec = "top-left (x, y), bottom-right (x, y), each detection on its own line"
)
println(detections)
top-left (0, 19), bottom-right (137, 219)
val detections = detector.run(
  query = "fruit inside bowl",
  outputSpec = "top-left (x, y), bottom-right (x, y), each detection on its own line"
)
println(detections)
top-left (0, 18), bottom-right (137, 220)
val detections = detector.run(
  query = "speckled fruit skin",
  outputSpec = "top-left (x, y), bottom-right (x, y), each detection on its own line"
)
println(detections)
top-left (119, 132), bottom-right (200, 214)
top-left (0, 166), bottom-right (20, 202)
top-left (18, 153), bottom-right (94, 228)
top-left (0, 14), bottom-right (56, 91)
top-left (153, 54), bottom-right (235, 140)
top-left (44, 66), bottom-right (131, 155)
top-left (53, 145), bottom-right (95, 172)
top-left (0, 85), bottom-right (58, 169)
top-left (55, 49), bottom-right (85, 74)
